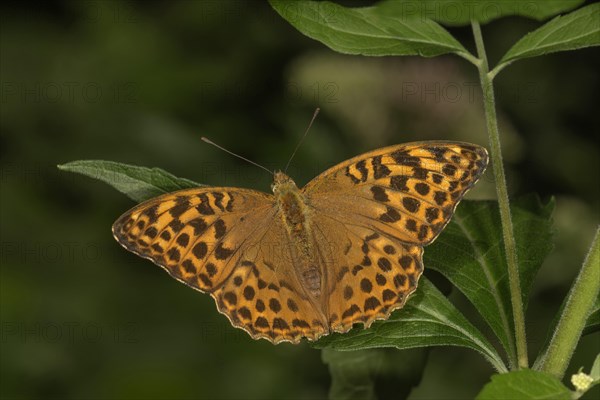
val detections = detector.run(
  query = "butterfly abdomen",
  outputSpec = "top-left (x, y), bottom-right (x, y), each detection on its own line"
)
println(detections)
top-left (273, 176), bottom-right (325, 299)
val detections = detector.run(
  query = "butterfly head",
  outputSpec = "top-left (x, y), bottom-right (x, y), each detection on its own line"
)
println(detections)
top-left (272, 171), bottom-right (298, 194)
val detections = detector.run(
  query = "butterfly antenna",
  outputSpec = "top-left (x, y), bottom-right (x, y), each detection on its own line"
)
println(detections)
top-left (201, 137), bottom-right (274, 176)
top-left (284, 107), bottom-right (320, 174)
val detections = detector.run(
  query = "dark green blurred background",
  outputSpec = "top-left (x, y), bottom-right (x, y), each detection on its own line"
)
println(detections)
top-left (1, 1), bottom-right (598, 399)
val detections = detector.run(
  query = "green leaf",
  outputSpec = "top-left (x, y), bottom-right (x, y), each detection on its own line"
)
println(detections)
top-left (376, 0), bottom-right (584, 27)
top-left (58, 160), bottom-right (204, 203)
top-left (269, 0), bottom-right (467, 57)
top-left (426, 196), bottom-right (554, 365)
top-left (499, 3), bottom-right (600, 65)
top-left (476, 369), bottom-right (571, 399)
top-left (313, 278), bottom-right (506, 373)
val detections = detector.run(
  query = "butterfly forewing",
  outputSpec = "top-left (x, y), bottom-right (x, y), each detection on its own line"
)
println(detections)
top-left (304, 142), bottom-right (488, 245)
top-left (112, 188), bottom-right (273, 291)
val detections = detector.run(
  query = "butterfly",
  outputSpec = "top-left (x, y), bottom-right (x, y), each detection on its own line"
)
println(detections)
top-left (113, 141), bottom-right (488, 344)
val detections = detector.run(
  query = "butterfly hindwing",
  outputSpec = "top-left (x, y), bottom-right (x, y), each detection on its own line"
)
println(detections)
top-left (212, 217), bottom-right (329, 344)
top-left (310, 217), bottom-right (424, 332)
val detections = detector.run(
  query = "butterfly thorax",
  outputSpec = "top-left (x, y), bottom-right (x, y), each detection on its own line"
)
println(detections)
top-left (272, 171), bottom-right (322, 298)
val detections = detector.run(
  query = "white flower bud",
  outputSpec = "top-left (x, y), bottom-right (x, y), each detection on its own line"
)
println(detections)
top-left (571, 371), bottom-right (594, 392)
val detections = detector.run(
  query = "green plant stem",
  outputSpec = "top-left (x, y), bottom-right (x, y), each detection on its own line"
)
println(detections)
top-left (471, 20), bottom-right (528, 370)
top-left (539, 227), bottom-right (600, 379)
top-left (456, 50), bottom-right (480, 66)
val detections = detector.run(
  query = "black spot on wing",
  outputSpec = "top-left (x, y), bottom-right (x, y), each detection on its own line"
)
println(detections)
top-left (355, 160), bottom-right (368, 182)
top-left (364, 297), bottom-right (381, 311)
top-left (399, 256), bottom-right (412, 269)
top-left (188, 218), bottom-right (208, 235)
top-left (342, 304), bottom-right (360, 320)
top-left (214, 219), bottom-right (226, 239)
top-left (379, 206), bottom-right (401, 223)
top-left (402, 197), bottom-right (420, 213)
top-left (414, 182), bottom-right (430, 195)
top-left (412, 167), bottom-right (428, 180)
top-left (192, 242), bottom-right (208, 259)
top-left (371, 186), bottom-right (389, 202)
top-left (168, 219), bottom-right (184, 233)
top-left (372, 155), bottom-right (391, 179)
top-left (391, 151), bottom-right (421, 167)
top-left (434, 191), bottom-right (448, 206)
top-left (142, 205), bottom-right (159, 223)
top-left (144, 227), bottom-right (158, 238)
top-left (169, 196), bottom-right (190, 218)
top-left (287, 299), bottom-right (299, 312)
top-left (432, 174), bottom-right (443, 184)
top-left (212, 192), bottom-right (226, 211)
top-left (442, 164), bottom-right (457, 176)
top-left (255, 317), bottom-right (269, 328)
top-left (418, 225), bottom-right (428, 241)
top-left (215, 243), bottom-right (234, 260)
top-left (225, 194), bottom-right (234, 211)
top-left (390, 176), bottom-right (409, 192)
top-left (196, 193), bottom-right (214, 215)
top-left (160, 231), bottom-right (171, 241)
top-left (428, 147), bottom-right (447, 162)
top-left (425, 207), bottom-right (439, 223)
top-left (176, 233), bottom-right (190, 247)
top-left (360, 278), bottom-right (372, 293)
top-left (345, 166), bottom-right (360, 184)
